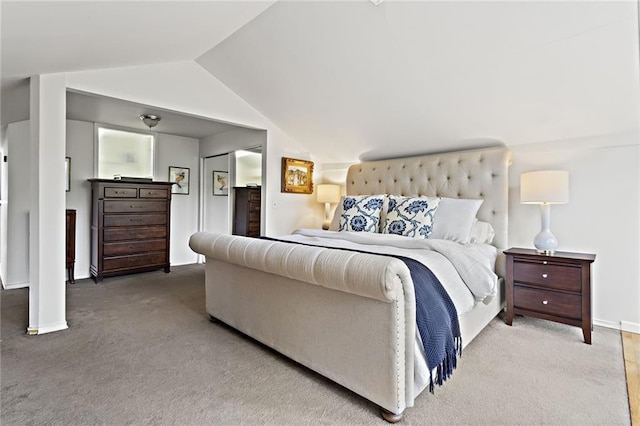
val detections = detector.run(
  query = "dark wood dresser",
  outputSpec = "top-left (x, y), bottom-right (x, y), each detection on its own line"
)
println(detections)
top-left (66, 209), bottom-right (76, 284)
top-left (233, 187), bottom-right (261, 237)
top-left (504, 247), bottom-right (596, 344)
top-left (89, 179), bottom-right (172, 283)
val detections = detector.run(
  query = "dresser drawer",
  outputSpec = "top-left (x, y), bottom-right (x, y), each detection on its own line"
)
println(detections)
top-left (513, 261), bottom-right (581, 292)
top-left (103, 252), bottom-right (167, 272)
top-left (248, 201), bottom-right (261, 212)
top-left (139, 188), bottom-right (169, 199)
top-left (104, 187), bottom-right (137, 198)
top-left (103, 239), bottom-right (166, 256)
top-left (514, 286), bottom-right (581, 320)
top-left (104, 214), bottom-right (167, 227)
top-left (104, 200), bottom-right (167, 213)
top-left (249, 191), bottom-right (261, 201)
top-left (104, 226), bottom-right (167, 242)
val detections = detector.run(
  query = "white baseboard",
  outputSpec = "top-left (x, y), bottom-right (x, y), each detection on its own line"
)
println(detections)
top-left (27, 321), bottom-right (68, 335)
top-left (620, 320), bottom-right (640, 334)
top-left (593, 319), bottom-right (640, 334)
top-left (2, 280), bottom-right (29, 290)
top-left (171, 261), bottom-right (201, 267)
top-left (593, 318), bottom-right (620, 330)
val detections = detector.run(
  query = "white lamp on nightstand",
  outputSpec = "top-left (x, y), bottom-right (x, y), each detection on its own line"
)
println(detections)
top-left (316, 184), bottom-right (341, 230)
top-left (520, 170), bottom-right (569, 254)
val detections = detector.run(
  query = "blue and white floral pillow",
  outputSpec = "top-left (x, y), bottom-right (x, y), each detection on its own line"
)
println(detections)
top-left (338, 195), bottom-right (385, 233)
top-left (383, 195), bottom-right (441, 238)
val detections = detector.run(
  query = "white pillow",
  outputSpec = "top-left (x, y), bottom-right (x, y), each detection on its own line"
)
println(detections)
top-left (429, 198), bottom-right (483, 244)
top-left (333, 194), bottom-right (385, 233)
top-left (469, 220), bottom-right (495, 245)
top-left (382, 195), bottom-right (440, 238)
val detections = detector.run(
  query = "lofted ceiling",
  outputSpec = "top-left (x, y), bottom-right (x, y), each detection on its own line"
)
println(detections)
top-left (196, 0), bottom-right (640, 161)
top-left (0, 0), bottom-right (275, 136)
top-left (2, 1), bottom-right (639, 160)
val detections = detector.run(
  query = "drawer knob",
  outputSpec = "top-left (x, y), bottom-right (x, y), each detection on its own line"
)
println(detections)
top-left (543, 261), bottom-right (548, 265)
top-left (542, 300), bottom-right (548, 305)
top-left (542, 273), bottom-right (548, 278)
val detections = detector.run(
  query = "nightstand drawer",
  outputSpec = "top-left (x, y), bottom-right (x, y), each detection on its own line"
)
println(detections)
top-left (513, 261), bottom-right (581, 292)
top-left (514, 286), bottom-right (581, 319)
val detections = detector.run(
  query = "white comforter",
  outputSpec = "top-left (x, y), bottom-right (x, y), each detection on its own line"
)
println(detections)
top-left (281, 229), bottom-right (499, 395)
top-left (281, 229), bottom-right (499, 315)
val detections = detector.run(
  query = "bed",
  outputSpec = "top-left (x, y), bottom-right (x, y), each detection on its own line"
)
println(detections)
top-left (189, 146), bottom-right (510, 422)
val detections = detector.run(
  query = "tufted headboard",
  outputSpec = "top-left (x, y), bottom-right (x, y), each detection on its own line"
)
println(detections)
top-left (346, 147), bottom-right (511, 251)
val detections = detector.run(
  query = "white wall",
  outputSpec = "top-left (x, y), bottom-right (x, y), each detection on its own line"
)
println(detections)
top-left (65, 120), bottom-right (94, 280)
top-left (66, 61), bottom-right (319, 236)
top-left (3, 120), bottom-right (31, 288)
top-left (64, 121), bottom-right (202, 277)
top-left (156, 133), bottom-right (200, 266)
top-left (0, 126), bottom-right (6, 285)
top-left (507, 133), bottom-right (640, 332)
top-left (315, 134), bottom-right (640, 332)
top-left (203, 154), bottom-right (231, 234)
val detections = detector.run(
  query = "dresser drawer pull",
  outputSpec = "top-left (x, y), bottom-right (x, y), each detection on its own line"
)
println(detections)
top-left (129, 218), bottom-right (142, 222)
top-left (543, 261), bottom-right (548, 265)
top-left (542, 273), bottom-right (548, 278)
top-left (542, 300), bottom-right (548, 305)
top-left (130, 205), bottom-right (144, 208)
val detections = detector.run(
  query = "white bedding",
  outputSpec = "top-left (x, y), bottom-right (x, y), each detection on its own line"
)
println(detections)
top-left (280, 228), bottom-right (499, 395)
top-left (283, 229), bottom-right (499, 312)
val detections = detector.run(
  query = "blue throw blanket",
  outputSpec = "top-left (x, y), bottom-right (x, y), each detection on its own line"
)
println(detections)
top-left (260, 237), bottom-right (461, 392)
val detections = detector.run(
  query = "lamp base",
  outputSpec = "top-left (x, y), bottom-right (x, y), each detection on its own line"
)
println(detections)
top-left (535, 248), bottom-right (556, 255)
top-left (533, 229), bottom-right (558, 254)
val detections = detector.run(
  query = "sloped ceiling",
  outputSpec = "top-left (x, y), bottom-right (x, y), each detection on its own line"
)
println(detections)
top-left (2, 1), bottom-right (638, 160)
top-left (0, 0), bottom-right (276, 130)
top-left (1, 1), bottom-right (275, 85)
top-left (197, 1), bottom-right (640, 162)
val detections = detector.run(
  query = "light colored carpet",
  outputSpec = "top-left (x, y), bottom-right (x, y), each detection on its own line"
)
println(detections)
top-left (1, 264), bottom-right (630, 425)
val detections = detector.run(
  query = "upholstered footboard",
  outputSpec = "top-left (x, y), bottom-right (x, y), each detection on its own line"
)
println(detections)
top-left (189, 232), bottom-right (418, 418)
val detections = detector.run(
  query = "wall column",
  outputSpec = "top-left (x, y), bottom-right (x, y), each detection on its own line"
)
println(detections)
top-left (28, 74), bottom-right (68, 334)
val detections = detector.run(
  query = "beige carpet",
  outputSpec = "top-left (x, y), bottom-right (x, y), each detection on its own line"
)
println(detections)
top-left (1, 264), bottom-right (630, 425)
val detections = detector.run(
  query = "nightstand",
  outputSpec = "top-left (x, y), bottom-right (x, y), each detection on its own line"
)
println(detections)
top-left (504, 248), bottom-right (596, 344)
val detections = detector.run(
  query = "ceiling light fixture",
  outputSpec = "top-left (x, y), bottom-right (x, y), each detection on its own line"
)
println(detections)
top-left (369, 0), bottom-right (384, 5)
top-left (140, 114), bottom-right (161, 130)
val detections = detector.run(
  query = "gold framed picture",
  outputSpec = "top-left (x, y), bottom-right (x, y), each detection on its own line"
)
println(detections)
top-left (281, 157), bottom-right (314, 194)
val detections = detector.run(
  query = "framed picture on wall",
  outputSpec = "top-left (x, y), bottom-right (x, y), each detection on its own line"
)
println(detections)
top-left (281, 157), bottom-right (314, 194)
top-left (213, 171), bottom-right (229, 196)
top-left (168, 166), bottom-right (190, 195)
top-left (65, 157), bottom-right (71, 192)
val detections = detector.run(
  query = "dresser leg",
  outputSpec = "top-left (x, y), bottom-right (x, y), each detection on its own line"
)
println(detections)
top-left (582, 325), bottom-right (592, 344)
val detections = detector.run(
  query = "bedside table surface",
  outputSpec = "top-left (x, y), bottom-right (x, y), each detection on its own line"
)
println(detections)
top-left (504, 247), bottom-right (595, 262)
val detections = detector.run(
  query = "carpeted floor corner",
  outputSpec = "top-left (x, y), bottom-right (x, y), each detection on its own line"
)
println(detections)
top-left (1, 264), bottom-right (630, 425)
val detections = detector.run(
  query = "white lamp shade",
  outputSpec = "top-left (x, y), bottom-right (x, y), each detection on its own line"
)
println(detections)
top-left (316, 184), bottom-right (341, 204)
top-left (521, 171), bottom-right (569, 204)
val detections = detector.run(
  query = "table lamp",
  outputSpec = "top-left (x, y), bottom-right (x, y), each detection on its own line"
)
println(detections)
top-left (520, 170), bottom-right (569, 254)
top-left (316, 184), bottom-right (341, 230)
